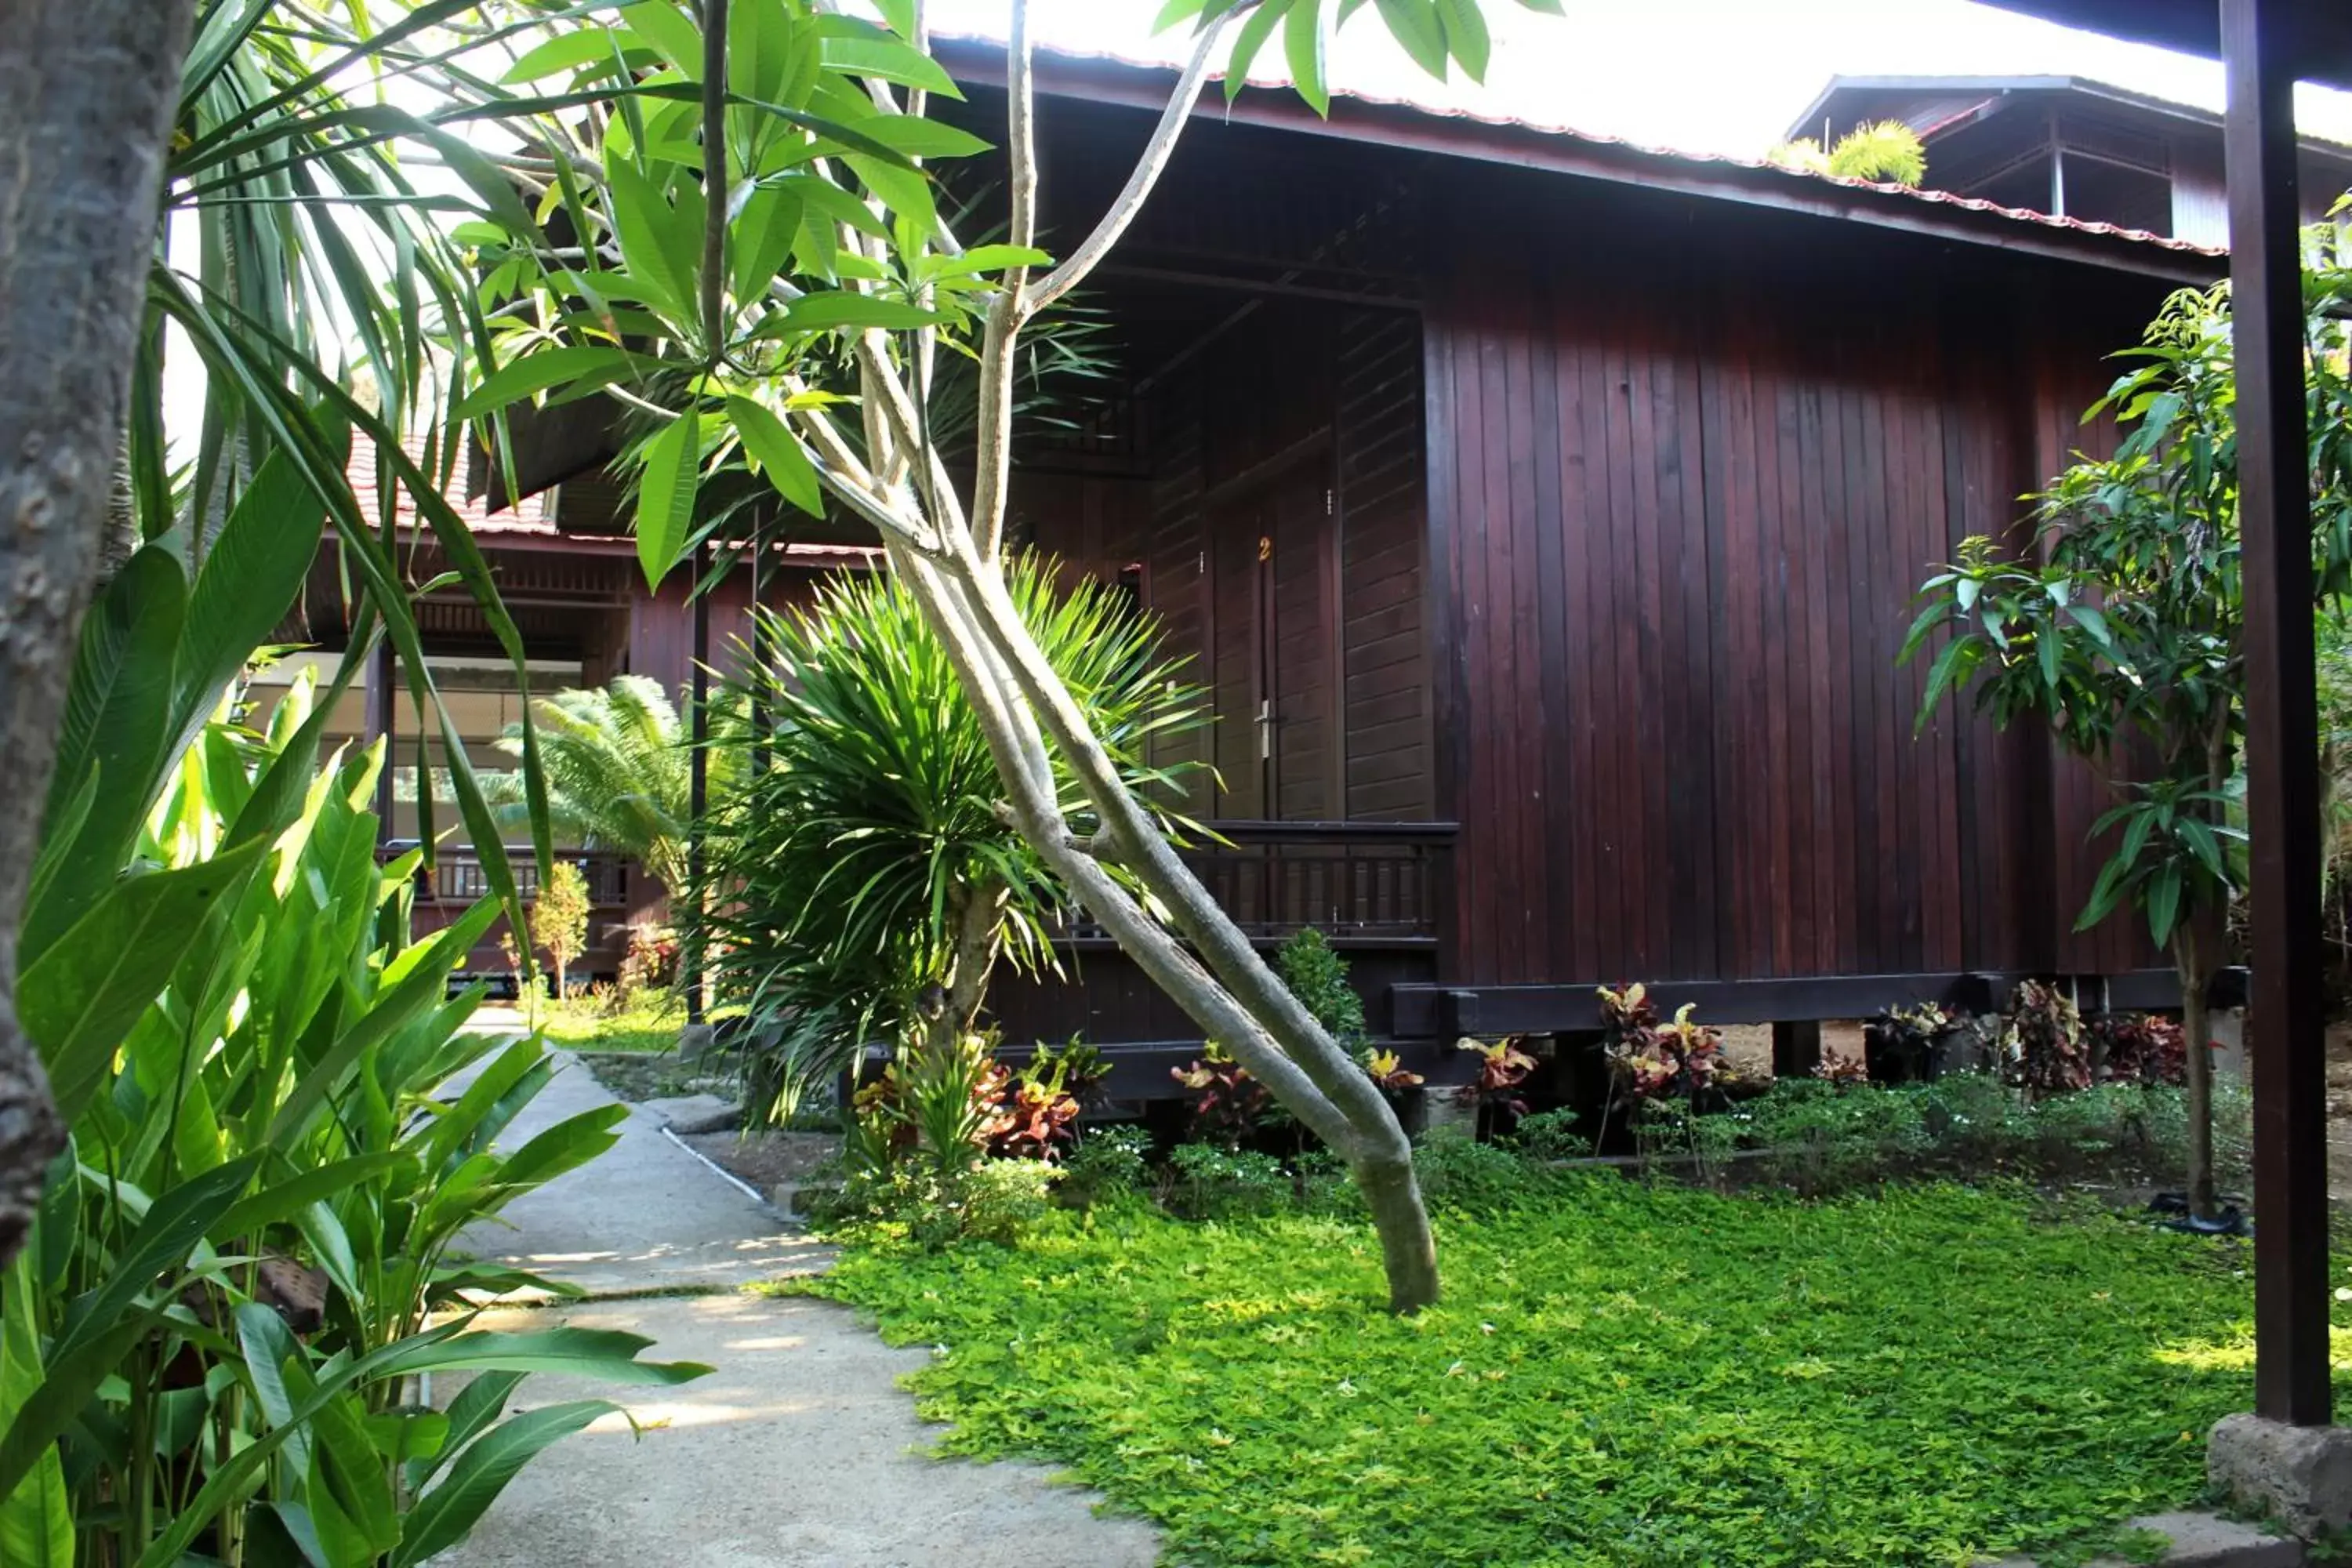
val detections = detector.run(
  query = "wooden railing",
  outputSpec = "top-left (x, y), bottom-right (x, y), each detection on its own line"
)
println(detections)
top-left (379, 842), bottom-right (632, 907)
top-left (1067, 821), bottom-right (1454, 946)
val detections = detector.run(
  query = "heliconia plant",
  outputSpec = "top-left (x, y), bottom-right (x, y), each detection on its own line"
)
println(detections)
top-left (4, 576), bottom-right (706, 1565)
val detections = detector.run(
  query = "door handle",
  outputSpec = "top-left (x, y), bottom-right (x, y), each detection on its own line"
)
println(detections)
top-left (1257, 699), bottom-right (1273, 761)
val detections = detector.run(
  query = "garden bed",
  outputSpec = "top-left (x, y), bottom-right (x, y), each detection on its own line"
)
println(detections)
top-left (810, 1177), bottom-right (2339, 1568)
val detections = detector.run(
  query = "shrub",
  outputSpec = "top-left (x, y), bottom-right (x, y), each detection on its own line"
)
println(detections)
top-left (1062, 1124), bottom-right (1154, 1207)
top-left (1166, 1143), bottom-right (1291, 1220)
top-left (1512, 1107), bottom-right (1589, 1160)
top-left (1413, 1124), bottom-right (1542, 1213)
top-left (1276, 927), bottom-right (1368, 1055)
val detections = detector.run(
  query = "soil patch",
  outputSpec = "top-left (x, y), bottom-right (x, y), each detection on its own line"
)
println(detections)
top-left (576, 1051), bottom-right (735, 1105)
top-left (686, 1128), bottom-right (839, 1192)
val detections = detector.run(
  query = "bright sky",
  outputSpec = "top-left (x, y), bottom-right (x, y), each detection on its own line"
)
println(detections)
top-left (924, 0), bottom-right (2352, 155)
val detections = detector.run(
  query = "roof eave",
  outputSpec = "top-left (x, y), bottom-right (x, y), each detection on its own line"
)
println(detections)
top-left (938, 41), bottom-right (2224, 286)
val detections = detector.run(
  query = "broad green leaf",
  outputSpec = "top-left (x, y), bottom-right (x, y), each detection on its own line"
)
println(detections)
top-left (1374, 0), bottom-right (1448, 78)
top-left (1435, 0), bottom-right (1491, 80)
top-left (270, 898), bottom-right (502, 1146)
top-left (18, 840), bottom-right (270, 1123)
top-left (637, 406), bottom-right (703, 589)
top-left (854, 114), bottom-right (990, 161)
top-left (502, 27), bottom-right (639, 83)
top-left (621, 1), bottom-right (704, 78)
top-left (372, 1327), bottom-right (713, 1384)
top-left (1225, 0), bottom-right (1287, 102)
top-left (2147, 863), bottom-right (2185, 949)
top-left (0, 1256), bottom-right (71, 1568)
top-left (606, 158), bottom-right (696, 323)
top-left (26, 548), bottom-right (187, 961)
top-left (171, 447), bottom-right (332, 766)
top-left (819, 33), bottom-right (961, 100)
top-left (778, 293), bottom-right (946, 333)
top-left (1286, 0), bottom-right (1331, 116)
top-left (458, 345), bottom-right (641, 417)
top-left (728, 396), bottom-right (823, 516)
top-left (392, 1402), bottom-right (620, 1567)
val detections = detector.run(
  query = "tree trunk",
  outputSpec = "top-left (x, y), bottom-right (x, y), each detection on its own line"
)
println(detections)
top-left (0, 0), bottom-right (200, 1270)
top-left (2176, 926), bottom-right (2218, 1221)
top-left (1352, 1130), bottom-right (1442, 1314)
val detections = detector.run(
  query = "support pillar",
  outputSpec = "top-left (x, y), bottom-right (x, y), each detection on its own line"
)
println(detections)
top-left (2223, 0), bottom-right (2329, 1432)
top-left (1770, 1020), bottom-right (1821, 1081)
top-left (686, 542), bottom-right (711, 1029)
top-left (2208, 2), bottom-right (2351, 1538)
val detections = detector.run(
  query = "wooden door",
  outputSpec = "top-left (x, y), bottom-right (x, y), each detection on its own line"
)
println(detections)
top-left (1210, 459), bottom-right (1337, 822)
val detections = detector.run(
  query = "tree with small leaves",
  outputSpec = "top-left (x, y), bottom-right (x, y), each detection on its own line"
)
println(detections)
top-left (1901, 249), bottom-right (2352, 1220)
top-left (533, 859), bottom-right (593, 1003)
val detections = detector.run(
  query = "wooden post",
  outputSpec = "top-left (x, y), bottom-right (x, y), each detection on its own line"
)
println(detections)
top-left (368, 633), bottom-right (396, 840)
top-left (686, 545), bottom-right (711, 1027)
top-left (2225, 0), bottom-right (2331, 1428)
top-left (1771, 1020), bottom-right (1821, 1081)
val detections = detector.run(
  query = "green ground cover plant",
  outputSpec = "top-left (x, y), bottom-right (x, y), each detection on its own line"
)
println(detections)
top-left (815, 1178), bottom-right (2332, 1568)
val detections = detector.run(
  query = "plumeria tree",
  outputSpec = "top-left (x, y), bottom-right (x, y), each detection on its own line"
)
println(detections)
top-left (453, 0), bottom-right (1560, 1310)
top-left (1902, 250), bottom-right (2352, 1221)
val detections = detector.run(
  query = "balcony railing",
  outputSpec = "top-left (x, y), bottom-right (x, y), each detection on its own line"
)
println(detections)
top-left (1067, 820), bottom-right (1455, 946)
top-left (379, 842), bottom-right (632, 907)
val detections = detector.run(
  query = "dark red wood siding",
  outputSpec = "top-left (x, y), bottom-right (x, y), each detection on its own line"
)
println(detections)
top-left (1427, 173), bottom-right (2171, 988)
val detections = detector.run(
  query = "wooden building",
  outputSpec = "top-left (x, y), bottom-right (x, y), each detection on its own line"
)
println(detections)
top-left (953, 39), bottom-right (2229, 1083)
top-left (332, 40), bottom-right (2244, 1073)
top-left (1785, 73), bottom-right (2352, 244)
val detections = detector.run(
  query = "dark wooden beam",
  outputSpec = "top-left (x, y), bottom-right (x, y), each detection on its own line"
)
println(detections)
top-left (1391, 969), bottom-right (2205, 1038)
top-left (2226, 0), bottom-right (2332, 1429)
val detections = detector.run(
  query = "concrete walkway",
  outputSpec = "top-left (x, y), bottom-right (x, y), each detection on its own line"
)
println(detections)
top-left (437, 1046), bottom-right (1160, 1568)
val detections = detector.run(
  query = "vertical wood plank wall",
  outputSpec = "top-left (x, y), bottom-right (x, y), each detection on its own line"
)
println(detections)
top-left (1426, 176), bottom-right (2172, 989)
top-left (1022, 302), bottom-right (1435, 824)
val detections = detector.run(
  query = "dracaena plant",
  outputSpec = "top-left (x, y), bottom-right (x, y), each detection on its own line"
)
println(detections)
top-left (694, 555), bottom-right (1207, 1120)
top-left (1900, 243), bottom-right (2352, 1220)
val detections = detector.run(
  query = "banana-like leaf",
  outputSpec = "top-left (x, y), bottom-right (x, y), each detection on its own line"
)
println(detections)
top-left (390, 1401), bottom-right (620, 1568)
top-left (18, 840), bottom-right (270, 1125)
top-left (24, 549), bottom-right (188, 963)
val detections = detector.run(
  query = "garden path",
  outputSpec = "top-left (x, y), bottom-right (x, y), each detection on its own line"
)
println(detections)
top-left (435, 1042), bottom-right (1160, 1568)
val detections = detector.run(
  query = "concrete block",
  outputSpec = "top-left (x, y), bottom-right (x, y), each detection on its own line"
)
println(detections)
top-left (644, 1094), bottom-right (742, 1136)
top-left (1418, 1090), bottom-right (1476, 1136)
top-left (2210, 1413), bottom-right (2352, 1540)
top-left (2209, 1008), bottom-right (2248, 1082)
top-left (1976, 1509), bottom-right (2301, 1566)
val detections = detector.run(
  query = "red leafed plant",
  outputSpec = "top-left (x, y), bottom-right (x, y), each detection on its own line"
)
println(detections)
top-left (1362, 1048), bottom-right (1425, 1094)
top-left (983, 1073), bottom-right (1081, 1160)
top-left (2001, 981), bottom-right (2092, 1096)
top-left (2090, 1011), bottom-right (2187, 1087)
top-left (1813, 1045), bottom-right (1870, 1086)
top-left (1598, 984), bottom-right (1737, 1105)
top-left (1172, 1042), bottom-right (1269, 1146)
top-left (1454, 1036), bottom-right (1540, 1119)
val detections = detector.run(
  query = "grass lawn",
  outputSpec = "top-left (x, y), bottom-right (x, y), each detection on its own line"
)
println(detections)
top-left (812, 1178), bottom-right (2347, 1568)
top-left (535, 1000), bottom-right (688, 1054)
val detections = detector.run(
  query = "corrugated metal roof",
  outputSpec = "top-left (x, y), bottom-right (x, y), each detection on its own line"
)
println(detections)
top-left (945, 34), bottom-right (2227, 261)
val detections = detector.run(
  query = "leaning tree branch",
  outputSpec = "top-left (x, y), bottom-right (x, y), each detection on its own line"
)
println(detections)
top-left (0, 0), bottom-right (205, 1269)
top-left (1022, 13), bottom-right (1236, 321)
